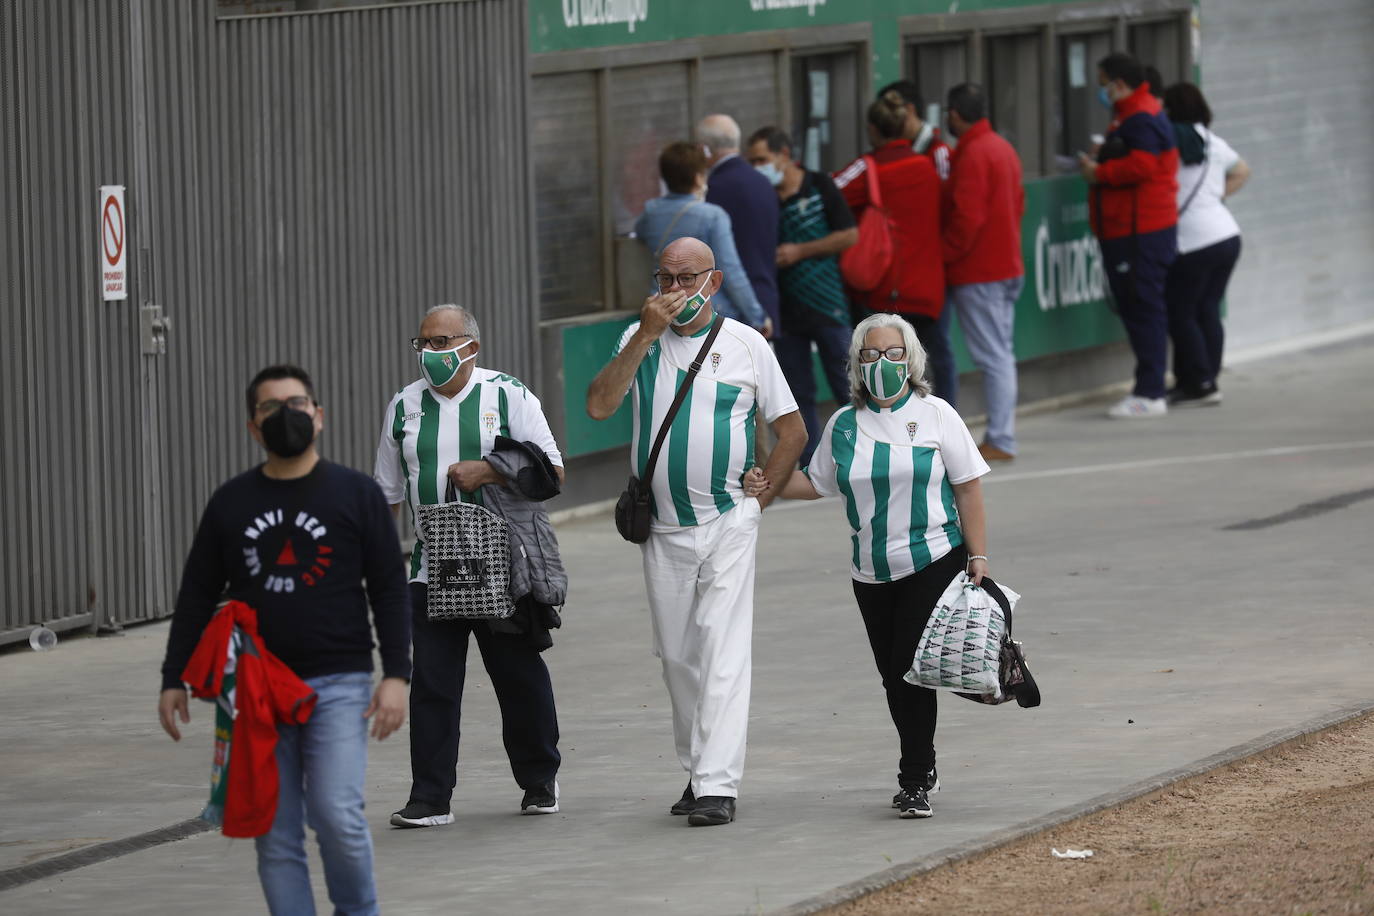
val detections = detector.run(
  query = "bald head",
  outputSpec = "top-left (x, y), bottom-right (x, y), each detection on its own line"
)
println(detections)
top-left (696, 114), bottom-right (741, 157)
top-left (659, 237), bottom-right (715, 274)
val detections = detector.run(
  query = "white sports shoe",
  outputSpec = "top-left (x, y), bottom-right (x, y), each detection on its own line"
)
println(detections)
top-left (1106, 395), bottom-right (1168, 419)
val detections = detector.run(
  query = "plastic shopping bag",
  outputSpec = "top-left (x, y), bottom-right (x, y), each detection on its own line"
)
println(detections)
top-left (904, 571), bottom-right (1023, 701)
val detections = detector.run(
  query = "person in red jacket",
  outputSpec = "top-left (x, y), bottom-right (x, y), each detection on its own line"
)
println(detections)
top-left (834, 91), bottom-right (945, 366)
top-left (1079, 51), bottom-right (1180, 419)
top-left (942, 82), bottom-right (1026, 461)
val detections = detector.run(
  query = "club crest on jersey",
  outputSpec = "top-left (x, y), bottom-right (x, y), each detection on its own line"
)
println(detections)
top-left (482, 411), bottom-right (497, 434)
top-left (906, 421), bottom-right (918, 441)
top-left (710, 352), bottom-right (721, 372)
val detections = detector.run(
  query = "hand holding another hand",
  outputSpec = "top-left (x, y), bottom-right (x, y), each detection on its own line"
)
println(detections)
top-left (743, 466), bottom-right (770, 499)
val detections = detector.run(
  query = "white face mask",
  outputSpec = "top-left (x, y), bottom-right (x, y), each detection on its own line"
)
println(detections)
top-left (672, 273), bottom-right (713, 326)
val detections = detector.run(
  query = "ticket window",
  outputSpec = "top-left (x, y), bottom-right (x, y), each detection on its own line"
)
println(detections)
top-left (986, 32), bottom-right (1044, 177)
top-left (909, 40), bottom-right (969, 130)
top-left (790, 50), bottom-right (860, 173)
top-left (1129, 19), bottom-right (1184, 90)
top-left (1055, 31), bottom-right (1113, 173)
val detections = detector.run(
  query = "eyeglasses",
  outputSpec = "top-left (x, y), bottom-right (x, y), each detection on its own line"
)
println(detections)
top-left (254, 395), bottom-right (314, 416)
top-left (410, 334), bottom-right (472, 352)
top-left (652, 270), bottom-right (714, 292)
top-left (858, 346), bottom-right (907, 363)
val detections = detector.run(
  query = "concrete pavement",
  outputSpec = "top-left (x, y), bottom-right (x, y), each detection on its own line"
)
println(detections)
top-left (1, 334), bottom-right (1372, 915)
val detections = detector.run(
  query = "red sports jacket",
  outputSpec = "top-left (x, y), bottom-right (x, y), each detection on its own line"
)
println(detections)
top-left (941, 119), bottom-right (1026, 285)
top-left (182, 601), bottom-right (317, 838)
top-left (1091, 83), bottom-right (1180, 240)
top-left (834, 140), bottom-right (945, 319)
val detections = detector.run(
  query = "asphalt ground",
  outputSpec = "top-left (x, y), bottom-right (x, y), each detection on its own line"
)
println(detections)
top-left (1, 334), bottom-right (1371, 915)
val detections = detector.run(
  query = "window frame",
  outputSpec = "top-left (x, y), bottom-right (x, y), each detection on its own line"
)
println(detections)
top-left (530, 24), bottom-right (873, 322)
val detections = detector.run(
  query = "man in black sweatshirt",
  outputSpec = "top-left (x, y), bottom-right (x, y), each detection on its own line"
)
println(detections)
top-left (158, 364), bottom-right (410, 916)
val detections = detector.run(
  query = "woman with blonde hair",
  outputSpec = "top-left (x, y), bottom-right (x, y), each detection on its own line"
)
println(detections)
top-left (748, 313), bottom-right (991, 818)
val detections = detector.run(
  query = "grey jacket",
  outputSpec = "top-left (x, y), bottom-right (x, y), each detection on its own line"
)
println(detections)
top-left (480, 438), bottom-right (567, 608)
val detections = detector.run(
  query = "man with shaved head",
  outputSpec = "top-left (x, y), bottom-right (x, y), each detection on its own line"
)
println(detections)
top-left (588, 238), bottom-right (806, 827)
top-left (696, 113), bottom-right (782, 334)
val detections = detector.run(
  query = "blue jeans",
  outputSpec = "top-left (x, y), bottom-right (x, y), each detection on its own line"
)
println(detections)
top-left (256, 671), bottom-right (377, 916)
top-left (948, 277), bottom-right (1023, 454)
top-left (774, 307), bottom-right (853, 466)
top-left (927, 304), bottom-right (958, 407)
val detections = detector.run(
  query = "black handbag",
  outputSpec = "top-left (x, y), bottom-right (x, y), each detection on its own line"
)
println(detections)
top-left (615, 315), bottom-right (725, 543)
top-left (953, 576), bottom-right (1041, 708)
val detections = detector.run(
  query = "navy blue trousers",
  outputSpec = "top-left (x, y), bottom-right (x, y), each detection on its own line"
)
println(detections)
top-left (1166, 235), bottom-right (1241, 392)
top-left (1100, 227), bottom-right (1178, 399)
top-left (407, 583), bottom-right (560, 806)
top-left (775, 306), bottom-right (853, 466)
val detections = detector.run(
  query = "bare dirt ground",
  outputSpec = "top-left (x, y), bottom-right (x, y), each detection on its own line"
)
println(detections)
top-left (825, 712), bottom-right (1374, 916)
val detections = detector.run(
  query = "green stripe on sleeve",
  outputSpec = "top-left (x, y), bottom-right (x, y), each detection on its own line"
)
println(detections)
top-left (666, 369), bottom-right (695, 526)
top-left (870, 442), bottom-right (891, 581)
top-left (459, 386), bottom-right (482, 505)
top-left (497, 386), bottom-right (510, 438)
top-left (417, 389), bottom-right (441, 505)
top-left (392, 396), bottom-right (413, 504)
top-left (634, 356), bottom-right (658, 479)
top-left (831, 411), bottom-right (861, 572)
top-left (940, 475), bottom-right (964, 549)
top-left (908, 447), bottom-right (934, 572)
top-left (711, 382), bottom-right (742, 514)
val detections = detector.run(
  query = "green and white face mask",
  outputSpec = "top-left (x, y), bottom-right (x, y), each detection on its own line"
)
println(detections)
top-left (672, 273), bottom-right (714, 326)
top-left (863, 355), bottom-right (910, 400)
top-left (418, 340), bottom-right (476, 388)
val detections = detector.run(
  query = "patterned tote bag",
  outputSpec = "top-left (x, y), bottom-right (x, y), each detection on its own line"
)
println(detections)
top-left (414, 481), bottom-right (515, 621)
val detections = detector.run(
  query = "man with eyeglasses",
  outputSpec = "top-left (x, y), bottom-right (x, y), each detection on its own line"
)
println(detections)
top-left (158, 364), bottom-right (411, 915)
top-left (587, 237), bottom-right (806, 827)
top-left (375, 304), bottom-right (566, 828)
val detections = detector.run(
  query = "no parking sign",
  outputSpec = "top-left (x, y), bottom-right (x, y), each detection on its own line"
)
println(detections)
top-left (100, 185), bottom-right (127, 301)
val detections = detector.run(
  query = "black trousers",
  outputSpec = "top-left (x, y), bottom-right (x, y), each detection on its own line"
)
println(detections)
top-left (1101, 227), bottom-right (1178, 400)
top-left (1166, 234), bottom-right (1241, 392)
top-left (407, 583), bottom-right (560, 806)
top-left (852, 546), bottom-right (967, 789)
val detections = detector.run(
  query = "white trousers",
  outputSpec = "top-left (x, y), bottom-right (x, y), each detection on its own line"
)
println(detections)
top-left (642, 497), bottom-right (762, 799)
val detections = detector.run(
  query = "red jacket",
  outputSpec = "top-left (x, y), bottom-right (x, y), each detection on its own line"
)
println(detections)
top-left (834, 140), bottom-right (944, 319)
top-left (182, 601), bottom-right (317, 838)
top-left (1091, 83), bottom-right (1180, 240)
top-left (941, 119), bottom-right (1025, 285)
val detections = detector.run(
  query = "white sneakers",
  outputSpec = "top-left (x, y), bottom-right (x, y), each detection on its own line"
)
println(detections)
top-left (1106, 395), bottom-right (1168, 419)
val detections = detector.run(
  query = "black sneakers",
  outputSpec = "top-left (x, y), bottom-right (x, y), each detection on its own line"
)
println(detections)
top-left (891, 767), bottom-right (940, 808)
top-left (891, 767), bottom-right (938, 818)
top-left (893, 786), bottom-right (932, 819)
top-left (1168, 384), bottom-right (1222, 407)
top-left (521, 780), bottom-right (560, 815)
top-left (670, 784), bottom-right (696, 816)
top-left (687, 796), bottom-right (736, 826)
top-left (390, 800), bottom-right (455, 828)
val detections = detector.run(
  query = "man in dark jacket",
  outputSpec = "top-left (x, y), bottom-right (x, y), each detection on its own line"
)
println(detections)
top-left (697, 113), bottom-right (780, 336)
top-left (942, 83), bottom-right (1026, 461)
top-left (1079, 51), bottom-right (1180, 419)
top-left (159, 364), bottom-right (411, 916)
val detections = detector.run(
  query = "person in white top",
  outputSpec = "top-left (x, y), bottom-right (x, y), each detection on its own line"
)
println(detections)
top-left (748, 313), bottom-right (991, 819)
top-left (587, 237), bottom-right (806, 827)
top-left (375, 304), bottom-right (567, 829)
top-left (1163, 82), bottom-right (1250, 406)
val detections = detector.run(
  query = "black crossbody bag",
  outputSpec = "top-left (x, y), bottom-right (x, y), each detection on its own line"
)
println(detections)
top-left (615, 315), bottom-right (725, 543)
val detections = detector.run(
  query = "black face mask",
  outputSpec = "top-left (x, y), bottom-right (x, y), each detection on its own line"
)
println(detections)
top-left (260, 406), bottom-right (316, 458)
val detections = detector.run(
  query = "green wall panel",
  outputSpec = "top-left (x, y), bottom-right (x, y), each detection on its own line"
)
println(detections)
top-left (562, 317), bottom-right (637, 458)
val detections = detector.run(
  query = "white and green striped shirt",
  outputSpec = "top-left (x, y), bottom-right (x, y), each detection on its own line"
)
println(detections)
top-left (805, 390), bottom-right (988, 584)
top-left (374, 368), bottom-right (563, 583)
top-left (616, 316), bottom-right (797, 529)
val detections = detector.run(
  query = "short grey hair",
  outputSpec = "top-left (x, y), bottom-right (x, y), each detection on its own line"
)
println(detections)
top-left (847, 313), bottom-right (931, 407)
top-left (696, 114), bottom-right (741, 153)
top-left (424, 303), bottom-right (480, 342)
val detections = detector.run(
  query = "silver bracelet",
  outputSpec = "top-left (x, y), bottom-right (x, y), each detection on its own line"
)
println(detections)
top-left (966, 555), bottom-right (989, 563)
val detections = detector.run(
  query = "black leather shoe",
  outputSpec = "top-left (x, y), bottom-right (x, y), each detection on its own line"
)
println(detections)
top-left (670, 784), bottom-right (696, 816)
top-left (687, 796), bottom-right (736, 826)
